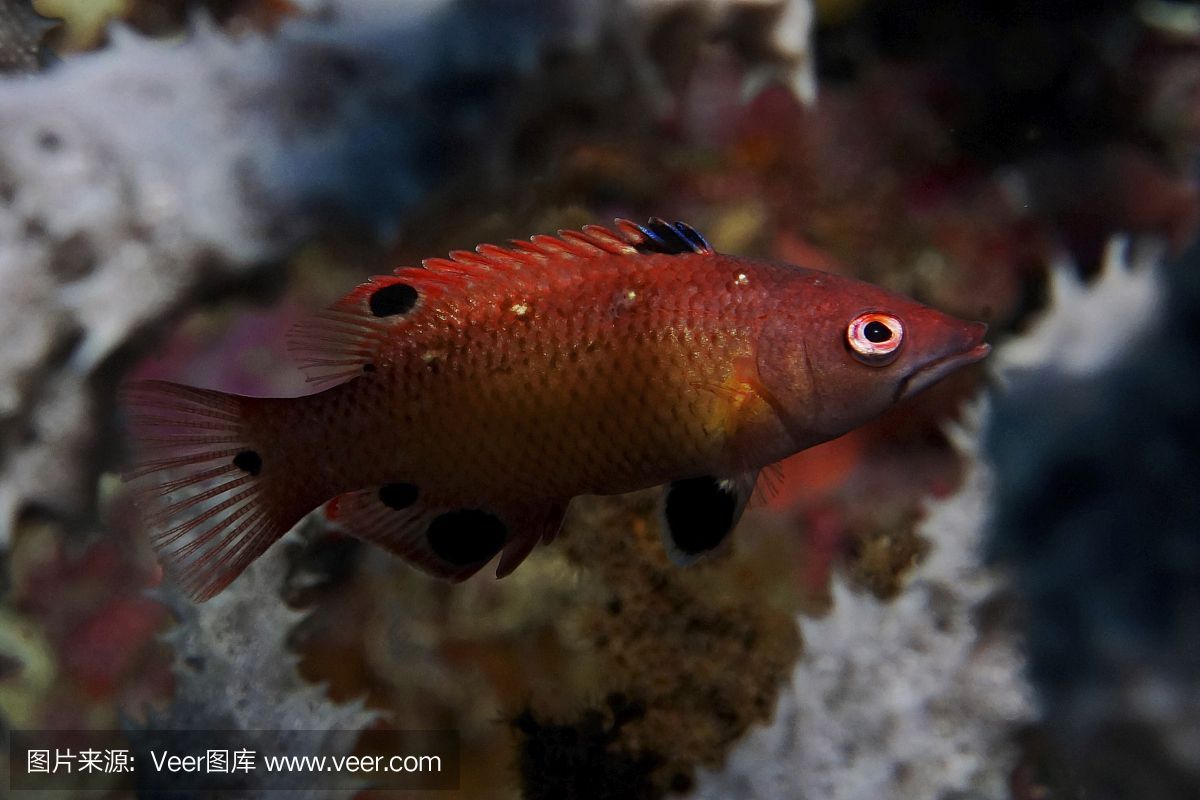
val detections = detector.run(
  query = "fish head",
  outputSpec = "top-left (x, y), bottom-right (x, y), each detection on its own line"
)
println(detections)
top-left (756, 270), bottom-right (990, 443)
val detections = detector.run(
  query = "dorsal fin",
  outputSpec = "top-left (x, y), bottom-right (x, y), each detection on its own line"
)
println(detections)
top-left (287, 218), bottom-right (713, 385)
top-left (626, 217), bottom-right (713, 255)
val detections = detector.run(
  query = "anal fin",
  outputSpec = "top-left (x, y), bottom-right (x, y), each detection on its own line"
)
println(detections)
top-left (659, 470), bottom-right (759, 565)
top-left (331, 485), bottom-right (565, 581)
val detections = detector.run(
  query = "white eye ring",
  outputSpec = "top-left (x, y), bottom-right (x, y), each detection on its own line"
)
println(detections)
top-left (847, 312), bottom-right (904, 364)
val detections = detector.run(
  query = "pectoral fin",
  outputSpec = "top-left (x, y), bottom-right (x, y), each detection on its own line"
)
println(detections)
top-left (659, 471), bottom-right (758, 565)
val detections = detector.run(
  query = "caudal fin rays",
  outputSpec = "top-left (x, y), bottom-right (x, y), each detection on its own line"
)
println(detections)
top-left (123, 380), bottom-right (297, 601)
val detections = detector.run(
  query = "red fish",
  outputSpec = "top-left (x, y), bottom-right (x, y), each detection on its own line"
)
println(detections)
top-left (124, 219), bottom-right (989, 600)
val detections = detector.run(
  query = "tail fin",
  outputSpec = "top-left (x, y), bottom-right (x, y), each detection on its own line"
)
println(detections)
top-left (123, 380), bottom-right (299, 601)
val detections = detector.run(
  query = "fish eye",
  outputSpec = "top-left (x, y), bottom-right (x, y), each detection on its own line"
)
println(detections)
top-left (847, 312), bottom-right (904, 364)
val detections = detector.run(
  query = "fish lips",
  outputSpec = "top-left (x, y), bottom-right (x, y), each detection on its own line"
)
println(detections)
top-left (896, 324), bottom-right (991, 402)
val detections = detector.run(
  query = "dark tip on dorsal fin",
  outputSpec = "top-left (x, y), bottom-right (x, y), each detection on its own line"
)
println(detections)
top-left (633, 217), bottom-right (713, 256)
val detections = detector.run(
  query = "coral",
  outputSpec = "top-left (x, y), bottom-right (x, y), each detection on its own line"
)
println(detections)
top-left (0, 0), bottom-right (57, 73)
top-left (514, 693), bottom-right (662, 800)
top-left (0, 606), bottom-right (56, 725)
top-left (991, 238), bottom-right (1163, 380)
top-left (1, 506), bottom-right (171, 728)
top-left (632, 0), bottom-right (817, 104)
top-left (290, 521), bottom-right (593, 798)
top-left (515, 492), bottom-right (802, 798)
top-left (689, 406), bottom-right (1037, 800)
top-left (682, 241), bottom-right (1171, 800)
top-left (152, 541), bottom-right (375, 732)
top-left (128, 537), bottom-right (378, 797)
top-left (27, 4), bottom-right (1200, 798)
top-left (840, 503), bottom-right (927, 600)
top-left (987, 235), bottom-right (1200, 798)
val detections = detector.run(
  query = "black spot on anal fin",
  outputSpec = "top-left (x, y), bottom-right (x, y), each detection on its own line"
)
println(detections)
top-left (428, 509), bottom-right (507, 566)
top-left (379, 482), bottom-right (419, 510)
top-left (663, 475), bottom-right (742, 560)
top-left (369, 282), bottom-right (418, 317)
top-left (232, 450), bottom-right (262, 476)
top-left (634, 217), bottom-right (713, 256)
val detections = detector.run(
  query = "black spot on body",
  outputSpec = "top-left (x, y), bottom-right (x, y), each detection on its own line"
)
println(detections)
top-left (362, 362), bottom-right (376, 373)
top-left (369, 282), bottom-right (418, 317)
top-left (664, 476), bottom-right (737, 555)
top-left (232, 450), bottom-right (262, 476)
top-left (379, 482), bottom-right (419, 510)
top-left (427, 509), bottom-right (507, 566)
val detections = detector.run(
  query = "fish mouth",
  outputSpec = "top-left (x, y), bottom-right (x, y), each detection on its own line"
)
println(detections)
top-left (896, 342), bottom-right (991, 402)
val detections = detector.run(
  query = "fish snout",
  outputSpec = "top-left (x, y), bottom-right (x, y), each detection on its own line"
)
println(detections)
top-left (965, 320), bottom-right (989, 348)
top-left (896, 318), bottom-right (991, 402)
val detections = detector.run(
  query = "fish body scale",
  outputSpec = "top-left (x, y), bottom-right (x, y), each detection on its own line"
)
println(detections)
top-left (355, 253), bottom-right (778, 501)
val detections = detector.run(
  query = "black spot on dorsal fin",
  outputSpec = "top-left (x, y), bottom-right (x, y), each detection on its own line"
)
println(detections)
top-left (368, 282), bottom-right (418, 317)
top-left (633, 217), bottom-right (713, 256)
top-left (288, 218), bottom-right (712, 389)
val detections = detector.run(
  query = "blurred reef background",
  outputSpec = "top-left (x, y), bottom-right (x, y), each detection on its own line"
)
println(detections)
top-left (0, 0), bottom-right (1198, 798)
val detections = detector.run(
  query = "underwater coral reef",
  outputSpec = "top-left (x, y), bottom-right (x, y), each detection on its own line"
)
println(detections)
top-left (1, 1), bottom-right (1198, 798)
top-left (989, 240), bottom-right (1200, 797)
